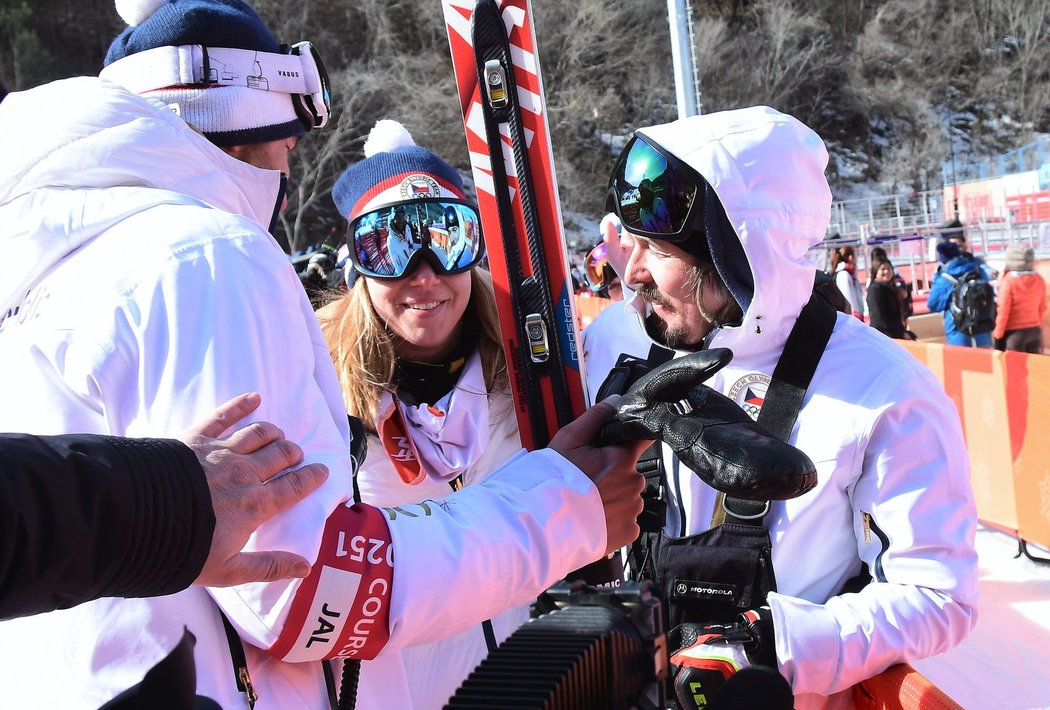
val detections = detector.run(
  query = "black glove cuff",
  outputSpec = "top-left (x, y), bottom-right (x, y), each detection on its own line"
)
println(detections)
top-left (740, 606), bottom-right (777, 668)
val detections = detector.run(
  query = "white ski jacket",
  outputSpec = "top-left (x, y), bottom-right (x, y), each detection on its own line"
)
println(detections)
top-left (0, 78), bottom-right (607, 709)
top-left (355, 386), bottom-right (527, 709)
top-left (583, 107), bottom-right (978, 709)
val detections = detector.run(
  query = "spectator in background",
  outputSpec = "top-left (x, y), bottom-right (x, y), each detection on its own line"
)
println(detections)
top-left (866, 260), bottom-right (907, 339)
top-left (829, 244), bottom-right (864, 319)
top-left (927, 240), bottom-right (994, 347)
top-left (948, 232), bottom-right (997, 281)
top-left (582, 240), bottom-right (619, 300)
top-left (993, 244), bottom-right (1046, 353)
top-left (869, 248), bottom-right (914, 328)
top-left (583, 218), bottom-right (627, 301)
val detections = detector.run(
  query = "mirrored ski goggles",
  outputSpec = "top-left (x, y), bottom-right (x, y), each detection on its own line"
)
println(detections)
top-left (606, 133), bottom-right (704, 240)
top-left (99, 41), bottom-right (332, 130)
top-left (347, 198), bottom-right (486, 280)
top-left (584, 242), bottom-right (612, 291)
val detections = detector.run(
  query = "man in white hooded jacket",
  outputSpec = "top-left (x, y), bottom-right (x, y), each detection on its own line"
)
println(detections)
top-left (585, 106), bottom-right (978, 709)
top-left (0, 1), bottom-right (649, 707)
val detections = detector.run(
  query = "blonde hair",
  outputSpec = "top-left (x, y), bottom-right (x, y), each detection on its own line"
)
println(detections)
top-left (318, 268), bottom-right (507, 431)
top-left (684, 258), bottom-right (742, 326)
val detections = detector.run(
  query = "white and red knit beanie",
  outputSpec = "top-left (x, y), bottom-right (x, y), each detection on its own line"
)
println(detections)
top-left (332, 120), bottom-right (466, 222)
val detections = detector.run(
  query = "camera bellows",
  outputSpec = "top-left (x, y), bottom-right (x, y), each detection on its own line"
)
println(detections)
top-left (446, 583), bottom-right (666, 710)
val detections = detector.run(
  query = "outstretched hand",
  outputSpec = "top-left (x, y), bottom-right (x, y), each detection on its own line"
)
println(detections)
top-left (549, 396), bottom-right (649, 555)
top-left (179, 393), bottom-right (329, 587)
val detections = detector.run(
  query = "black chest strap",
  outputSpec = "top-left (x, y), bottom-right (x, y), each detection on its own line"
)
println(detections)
top-left (722, 288), bottom-right (837, 525)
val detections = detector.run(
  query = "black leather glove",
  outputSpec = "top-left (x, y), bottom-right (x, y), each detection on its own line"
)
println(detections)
top-left (599, 349), bottom-right (817, 500)
top-left (669, 608), bottom-right (786, 710)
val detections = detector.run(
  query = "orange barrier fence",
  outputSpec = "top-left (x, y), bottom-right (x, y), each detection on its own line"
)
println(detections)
top-left (573, 294), bottom-right (613, 330)
top-left (853, 664), bottom-right (963, 710)
top-left (901, 341), bottom-right (1050, 550)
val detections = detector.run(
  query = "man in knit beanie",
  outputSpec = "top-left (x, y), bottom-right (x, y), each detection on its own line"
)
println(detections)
top-left (100, 0), bottom-right (330, 176)
top-left (928, 237), bottom-right (996, 347)
top-left (0, 1), bottom-right (649, 707)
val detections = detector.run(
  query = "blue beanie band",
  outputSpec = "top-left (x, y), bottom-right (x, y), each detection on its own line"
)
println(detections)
top-left (103, 0), bottom-right (304, 146)
top-left (333, 121), bottom-right (465, 222)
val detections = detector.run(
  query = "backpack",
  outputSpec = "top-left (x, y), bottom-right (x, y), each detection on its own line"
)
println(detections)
top-left (942, 270), bottom-right (996, 335)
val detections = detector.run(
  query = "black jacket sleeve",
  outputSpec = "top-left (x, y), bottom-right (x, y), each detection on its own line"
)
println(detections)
top-left (0, 434), bottom-right (215, 620)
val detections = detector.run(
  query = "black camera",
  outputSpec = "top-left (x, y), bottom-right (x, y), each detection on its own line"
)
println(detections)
top-left (446, 581), bottom-right (668, 710)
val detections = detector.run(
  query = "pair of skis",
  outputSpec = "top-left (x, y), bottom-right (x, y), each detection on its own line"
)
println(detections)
top-left (440, 0), bottom-right (586, 451)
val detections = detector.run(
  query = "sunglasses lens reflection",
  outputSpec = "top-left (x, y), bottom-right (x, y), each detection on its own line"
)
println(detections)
top-left (350, 200), bottom-right (484, 279)
top-left (609, 136), bottom-right (698, 236)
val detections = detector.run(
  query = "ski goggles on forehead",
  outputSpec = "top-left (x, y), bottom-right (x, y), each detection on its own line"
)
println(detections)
top-left (99, 41), bottom-right (332, 130)
top-left (347, 198), bottom-right (486, 280)
top-left (606, 133), bottom-right (704, 240)
top-left (280, 41), bottom-right (332, 130)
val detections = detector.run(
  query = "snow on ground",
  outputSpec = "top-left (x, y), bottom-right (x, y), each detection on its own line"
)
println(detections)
top-left (913, 523), bottom-right (1050, 710)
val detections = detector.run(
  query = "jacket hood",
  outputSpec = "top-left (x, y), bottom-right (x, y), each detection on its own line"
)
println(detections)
top-left (942, 256), bottom-right (981, 278)
top-left (0, 77), bottom-right (284, 314)
top-left (636, 106), bottom-right (831, 359)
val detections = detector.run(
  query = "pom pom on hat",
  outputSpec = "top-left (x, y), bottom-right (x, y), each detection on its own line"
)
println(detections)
top-left (103, 0), bottom-right (305, 146)
top-left (333, 120), bottom-right (466, 222)
top-left (364, 120), bottom-right (416, 158)
top-left (936, 240), bottom-right (961, 264)
top-left (116, 0), bottom-right (168, 26)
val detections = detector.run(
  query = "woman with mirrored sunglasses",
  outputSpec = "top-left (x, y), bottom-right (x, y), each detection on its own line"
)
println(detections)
top-left (318, 120), bottom-right (528, 710)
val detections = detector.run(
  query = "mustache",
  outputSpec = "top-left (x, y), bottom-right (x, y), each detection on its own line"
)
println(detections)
top-left (635, 283), bottom-right (672, 308)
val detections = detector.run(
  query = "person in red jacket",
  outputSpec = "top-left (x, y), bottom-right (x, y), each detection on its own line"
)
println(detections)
top-left (992, 244), bottom-right (1046, 353)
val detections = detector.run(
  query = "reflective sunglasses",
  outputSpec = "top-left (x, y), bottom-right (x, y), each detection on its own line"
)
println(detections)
top-left (583, 242), bottom-right (612, 291)
top-left (347, 198), bottom-right (486, 280)
top-left (606, 133), bottom-right (705, 240)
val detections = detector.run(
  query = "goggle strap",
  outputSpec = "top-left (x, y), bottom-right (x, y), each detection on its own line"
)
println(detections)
top-left (101, 45), bottom-right (318, 97)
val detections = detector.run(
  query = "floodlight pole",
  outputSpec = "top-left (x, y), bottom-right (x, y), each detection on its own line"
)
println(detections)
top-left (667, 0), bottom-right (701, 118)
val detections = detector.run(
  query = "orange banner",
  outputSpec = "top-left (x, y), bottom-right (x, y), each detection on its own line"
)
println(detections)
top-left (900, 342), bottom-right (1050, 548)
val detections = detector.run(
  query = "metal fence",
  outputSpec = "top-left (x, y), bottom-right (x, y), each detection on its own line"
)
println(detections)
top-left (941, 136), bottom-right (1050, 186)
top-left (810, 217), bottom-right (1050, 295)
top-left (826, 190), bottom-right (948, 242)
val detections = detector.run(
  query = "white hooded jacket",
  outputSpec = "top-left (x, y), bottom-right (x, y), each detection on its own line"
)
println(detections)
top-left (0, 78), bottom-right (608, 709)
top-left (583, 107), bottom-right (978, 709)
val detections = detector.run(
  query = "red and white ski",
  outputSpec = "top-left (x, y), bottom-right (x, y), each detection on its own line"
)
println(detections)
top-left (441, 0), bottom-right (587, 451)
